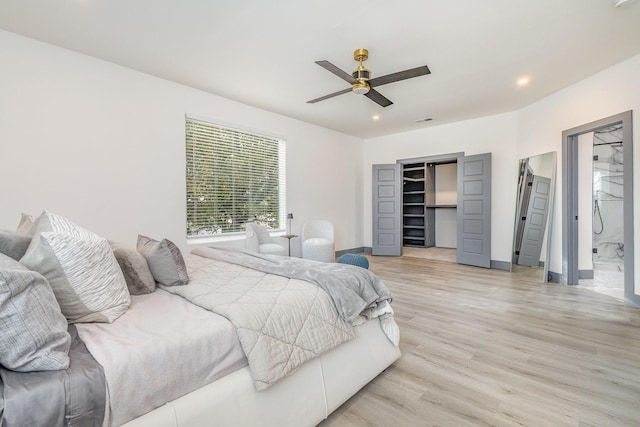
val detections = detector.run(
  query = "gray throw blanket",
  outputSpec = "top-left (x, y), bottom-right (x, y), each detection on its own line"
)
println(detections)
top-left (192, 247), bottom-right (392, 323)
top-left (162, 251), bottom-right (355, 390)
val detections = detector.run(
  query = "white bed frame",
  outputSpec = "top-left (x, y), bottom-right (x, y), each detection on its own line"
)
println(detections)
top-left (124, 319), bottom-right (400, 427)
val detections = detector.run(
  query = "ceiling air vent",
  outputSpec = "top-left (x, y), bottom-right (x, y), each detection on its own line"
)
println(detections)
top-left (415, 118), bottom-right (433, 123)
top-left (613, 0), bottom-right (637, 7)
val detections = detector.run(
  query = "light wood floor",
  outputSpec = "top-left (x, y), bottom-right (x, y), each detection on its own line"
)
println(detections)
top-left (319, 254), bottom-right (640, 426)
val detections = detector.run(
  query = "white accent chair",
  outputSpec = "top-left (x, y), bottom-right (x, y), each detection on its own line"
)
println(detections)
top-left (301, 220), bottom-right (335, 263)
top-left (245, 222), bottom-right (287, 256)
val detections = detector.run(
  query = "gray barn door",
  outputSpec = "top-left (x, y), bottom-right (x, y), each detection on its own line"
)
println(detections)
top-left (517, 175), bottom-right (551, 266)
top-left (372, 164), bottom-right (402, 256)
top-left (457, 153), bottom-right (491, 267)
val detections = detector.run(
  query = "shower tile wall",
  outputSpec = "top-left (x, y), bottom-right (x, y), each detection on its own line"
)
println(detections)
top-left (593, 130), bottom-right (624, 264)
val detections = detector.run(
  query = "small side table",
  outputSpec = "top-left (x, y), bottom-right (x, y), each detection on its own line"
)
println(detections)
top-left (280, 234), bottom-right (298, 256)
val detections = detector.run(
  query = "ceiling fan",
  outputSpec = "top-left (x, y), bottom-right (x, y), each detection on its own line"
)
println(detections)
top-left (307, 48), bottom-right (431, 108)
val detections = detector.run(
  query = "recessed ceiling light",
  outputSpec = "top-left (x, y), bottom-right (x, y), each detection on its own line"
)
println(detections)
top-left (372, 115), bottom-right (380, 121)
top-left (517, 76), bottom-right (530, 86)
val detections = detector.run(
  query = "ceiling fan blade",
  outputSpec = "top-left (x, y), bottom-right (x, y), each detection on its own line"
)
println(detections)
top-left (368, 65), bottom-right (431, 88)
top-left (365, 89), bottom-right (393, 107)
top-left (315, 60), bottom-right (356, 84)
top-left (307, 87), bottom-right (352, 104)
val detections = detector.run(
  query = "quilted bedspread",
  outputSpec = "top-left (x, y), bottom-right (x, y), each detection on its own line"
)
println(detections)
top-left (161, 252), bottom-right (355, 391)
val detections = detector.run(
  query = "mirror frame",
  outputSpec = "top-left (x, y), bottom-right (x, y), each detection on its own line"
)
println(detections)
top-left (511, 151), bottom-right (557, 282)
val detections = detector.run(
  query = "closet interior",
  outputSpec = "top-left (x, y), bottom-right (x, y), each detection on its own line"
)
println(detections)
top-left (402, 160), bottom-right (458, 249)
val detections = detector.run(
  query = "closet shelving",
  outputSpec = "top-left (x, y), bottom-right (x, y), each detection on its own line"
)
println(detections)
top-left (402, 163), bottom-right (426, 247)
top-left (402, 160), bottom-right (457, 248)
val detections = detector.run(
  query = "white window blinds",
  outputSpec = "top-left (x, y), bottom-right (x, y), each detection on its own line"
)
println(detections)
top-left (186, 117), bottom-right (286, 238)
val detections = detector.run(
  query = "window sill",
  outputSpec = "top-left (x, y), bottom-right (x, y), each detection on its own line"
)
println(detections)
top-left (187, 230), bottom-right (286, 246)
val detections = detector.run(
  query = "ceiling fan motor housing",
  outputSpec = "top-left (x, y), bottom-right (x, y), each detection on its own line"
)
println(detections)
top-left (352, 66), bottom-right (370, 81)
top-left (352, 48), bottom-right (371, 94)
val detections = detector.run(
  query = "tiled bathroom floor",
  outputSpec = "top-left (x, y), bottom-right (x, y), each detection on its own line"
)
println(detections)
top-left (579, 261), bottom-right (625, 300)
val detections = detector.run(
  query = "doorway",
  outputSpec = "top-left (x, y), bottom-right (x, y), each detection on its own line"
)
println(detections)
top-left (373, 151), bottom-right (492, 269)
top-left (399, 154), bottom-right (460, 264)
top-left (562, 111), bottom-right (637, 305)
top-left (578, 126), bottom-right (625, 299)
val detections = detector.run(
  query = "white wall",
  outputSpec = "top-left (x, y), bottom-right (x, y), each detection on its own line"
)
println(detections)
top-left (0, 30), bottom-right (363, 256)
top-left (363, 112), bottom-right (519, 263)
top-left (517, 53), bottom-right (640, 294)
top-left (434, 163), bottom-right (457, 248)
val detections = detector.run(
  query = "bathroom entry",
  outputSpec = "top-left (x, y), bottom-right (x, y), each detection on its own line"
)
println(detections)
top-left (562, 111), bottom-right (635, 305)
top-left (588, 125), bottom-right (625, 298)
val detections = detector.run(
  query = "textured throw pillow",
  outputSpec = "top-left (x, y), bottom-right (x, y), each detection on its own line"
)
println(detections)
top-left (0, 253), bottom-right (71, 372)
top-left (137, 235), bottom-right (189, 286)
top-left (20, 211), bottom-right (130, 323)
top-left (110, 241), bottom-right (156, 295)
top-left (0, 229), bottom-right (32, 261)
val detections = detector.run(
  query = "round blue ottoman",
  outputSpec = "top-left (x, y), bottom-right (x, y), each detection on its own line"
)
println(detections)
top-left (337, 253), bottom-right (369, 269)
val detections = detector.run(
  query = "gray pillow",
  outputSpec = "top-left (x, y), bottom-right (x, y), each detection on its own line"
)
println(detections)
top-left (0, 253), bottom-right (71, 372)
top-left (20, 211), bottom-right (130, 324)
top-left (110, 242), bottom-right (156, 295)
top-left (137, 235), bottom-right (189, 286)
top-left (0, 229), bottom-right (31, 261)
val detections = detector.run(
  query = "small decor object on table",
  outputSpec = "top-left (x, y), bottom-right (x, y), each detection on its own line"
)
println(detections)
top-left (286, 213), bottom-right (294, 235)
top-left (337, 253), bottom-right (370, 269)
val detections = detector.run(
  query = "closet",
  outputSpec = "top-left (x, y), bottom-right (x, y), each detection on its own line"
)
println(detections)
top-left (402, 160), bottom-right (457, 249)
top-left (372, 152), bottom-right (492, 268)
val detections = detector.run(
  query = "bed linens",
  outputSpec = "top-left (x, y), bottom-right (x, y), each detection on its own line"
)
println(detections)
top-left (0, 325), bottom-right (106, 427)
top-left (161, 251), bottom-right (355, 391)
top-left (75, 289), bottom-right (246, 427)
top-left (191, 247), bottom-right (399, 346)
top-left (193, 247), bottom-right (392, 322)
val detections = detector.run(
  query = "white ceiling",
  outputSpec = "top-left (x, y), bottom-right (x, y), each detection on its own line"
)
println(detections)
top-left (1, 0), bottom-right (639, 138)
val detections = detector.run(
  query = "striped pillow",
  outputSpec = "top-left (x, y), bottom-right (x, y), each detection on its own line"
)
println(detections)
top-left (20, 211), bottom-right (130, 323)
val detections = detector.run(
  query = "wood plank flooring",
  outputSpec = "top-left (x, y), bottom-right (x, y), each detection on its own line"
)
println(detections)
top-left (319, 254), bottom-right (640, 427)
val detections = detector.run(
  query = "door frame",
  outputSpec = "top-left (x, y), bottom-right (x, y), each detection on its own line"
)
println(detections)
top-left (561, 110), bottom-right (637, 305)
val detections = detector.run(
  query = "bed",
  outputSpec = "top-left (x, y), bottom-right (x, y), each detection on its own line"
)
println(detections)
top-left (0, 212), bottom-right (400, 427)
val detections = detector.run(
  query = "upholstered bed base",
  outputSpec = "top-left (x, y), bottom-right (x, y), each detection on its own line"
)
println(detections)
top-left (123, 319), bottom-right (400, 427)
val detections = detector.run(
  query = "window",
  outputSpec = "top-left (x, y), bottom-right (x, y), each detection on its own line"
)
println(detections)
top-left (185, 116), bottom-right (286, 238)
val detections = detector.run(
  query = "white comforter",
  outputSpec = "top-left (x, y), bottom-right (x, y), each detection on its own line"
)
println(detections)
top-left (161, 253), bottom-right (355, 391)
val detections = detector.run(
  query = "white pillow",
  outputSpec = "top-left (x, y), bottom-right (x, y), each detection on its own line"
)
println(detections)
top-left (20, 211), bottom-right (130, 323)
top-left (16, 212), bottom-right (36, 235)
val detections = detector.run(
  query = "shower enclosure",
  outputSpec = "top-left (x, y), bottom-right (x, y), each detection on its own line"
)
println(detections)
top-left (592, 126), bottom-right (624, 265)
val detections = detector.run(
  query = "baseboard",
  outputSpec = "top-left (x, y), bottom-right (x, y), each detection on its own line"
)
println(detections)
top-left (357, 248), bottom-right (511, 271)
top-left (548, 270), bottom-right (561, 283)
top-left (579, 269), bottom-right (594, 279)
top-left (491, 260), bottom-right (511, 271)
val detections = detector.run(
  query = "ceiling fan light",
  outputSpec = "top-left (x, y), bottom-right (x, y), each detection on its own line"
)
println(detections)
top-left (352, 81), bottom-right (370, 95)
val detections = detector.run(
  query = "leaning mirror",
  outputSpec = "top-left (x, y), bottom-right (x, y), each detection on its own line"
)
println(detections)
top-left (511, 151), bottom-right (557, 282)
